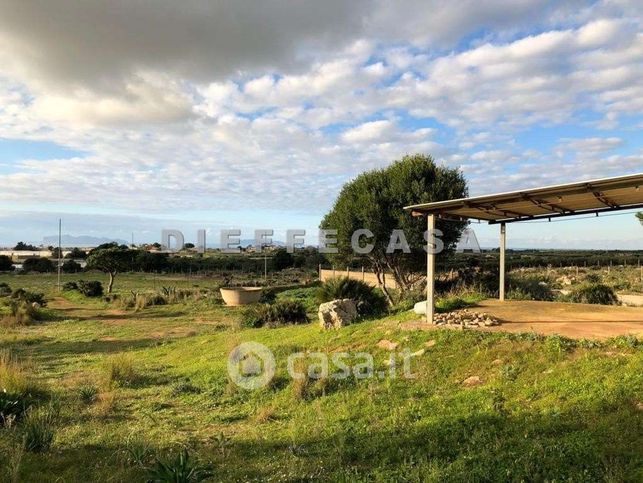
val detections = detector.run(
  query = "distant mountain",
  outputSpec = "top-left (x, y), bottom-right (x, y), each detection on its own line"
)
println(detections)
top-left (42, 235), bottom-right (129, 247)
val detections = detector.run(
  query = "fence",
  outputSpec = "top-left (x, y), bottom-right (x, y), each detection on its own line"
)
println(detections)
top-left (319, 267), bottom-right (398, 289)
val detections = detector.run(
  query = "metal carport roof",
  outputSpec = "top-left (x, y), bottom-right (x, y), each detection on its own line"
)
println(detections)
top-left (405, 172), bottom-right (643, 224)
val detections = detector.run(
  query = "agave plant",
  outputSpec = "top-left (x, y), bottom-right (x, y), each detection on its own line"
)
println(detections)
top-left (145, 448), bottom-right (213, 483)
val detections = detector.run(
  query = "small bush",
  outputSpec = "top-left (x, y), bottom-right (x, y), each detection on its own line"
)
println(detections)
top-left (10, 289), bottom-right (46, 307)
top-left (5, 301), bottom-right (39, 326)
top-left (105, 354), bottom-right (138, 387)
top-left (61, 260), bottom-right (82, 273)
top-left (317, 278), bottom-right (388, 316)
top-left (62, 281), bottom-right (79, 291)
top-left (507, 276), bottom-right (554, 301)
top-left (241, 300), bottom-right (309, 328)
top-left (78, 384), bottom-right (99, 404)
top-left (23, 405), bottom-right (57, 453)
top-left (145, 448), bottom-right (213, 483)
top-left (0, 390), bottom-right (30, 427)
top-left (0, 282), bottom-right (12, 297)
top-left (568, 283), bottom-right (618, 305)
top-left (0, 351), bottom-right (42, 396)
top-left (77, 280), bottom-right (104, 297)
top-left (22, 258), bottom-right (54, 273)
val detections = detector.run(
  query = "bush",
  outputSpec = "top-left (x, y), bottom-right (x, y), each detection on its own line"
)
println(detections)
top-left (21, 258), bottom-right (54, 273)
top-left (77, 280), bottom-right (104, 297)
top-left (11, 289), bottom-right (46, 306)
top-left (62, 281), bottom-right (78, 291)
top-left (0, 255), bottom-right (13, 272)
top-left (6, 301), bottom-right (39, 326)
top-left (241, 300), bottom-right (309, 328)
top-left (507, 276), bottom-right (554, 301)
top-left (62, 260), bottom-right (82, 273)
top-left (317, 278), bottom-right (388, 316)
top-left (568, 283), bottom-right (618, 305)
top-left (23, 405), bottom-right (57, 453)
top-left (0, 282), bottom-right (12, 297)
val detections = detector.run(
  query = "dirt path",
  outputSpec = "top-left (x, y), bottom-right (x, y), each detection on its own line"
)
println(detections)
top-left (404, 299), bottom-right (643, 340)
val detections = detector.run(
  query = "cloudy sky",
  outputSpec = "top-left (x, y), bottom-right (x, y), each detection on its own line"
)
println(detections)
top-left (0, 0), bottom-right (642, 248)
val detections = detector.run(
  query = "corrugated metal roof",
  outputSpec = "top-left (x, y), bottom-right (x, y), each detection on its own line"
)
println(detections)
top-left (405, 172), bottom-right (643, 224)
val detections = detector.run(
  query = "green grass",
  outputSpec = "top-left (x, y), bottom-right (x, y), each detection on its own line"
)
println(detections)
top-left (0, 272), bottom-right (641, 481)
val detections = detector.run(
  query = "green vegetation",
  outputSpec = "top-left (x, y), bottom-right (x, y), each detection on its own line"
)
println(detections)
top-left (0, 268), bottom-right (640, 481)
top-left (568, 283), bottom-right (619, 305)
top-left (321, 154), bottom-right (468, 303)
top-left (241, 299), bottom-right (308, 328)
top-left (317, 277), bottom-right (388, 316)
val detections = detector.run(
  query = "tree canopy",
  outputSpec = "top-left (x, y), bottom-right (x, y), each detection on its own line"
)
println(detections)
top-left (637, 212), bottom-right (643, 226)
top-left (320, 154), bottom-right (468, 302)
top-left (86, 245), bottom-right (136, 293)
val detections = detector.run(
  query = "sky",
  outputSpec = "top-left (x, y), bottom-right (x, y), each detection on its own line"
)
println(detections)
top-left (0, 0), bottom-right (642, 249)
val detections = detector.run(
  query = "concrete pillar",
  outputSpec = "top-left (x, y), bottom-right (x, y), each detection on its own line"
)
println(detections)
top-left (499, 222), bottom-right (506, 301)
top-left (426, 214), bottom-right (436, 324)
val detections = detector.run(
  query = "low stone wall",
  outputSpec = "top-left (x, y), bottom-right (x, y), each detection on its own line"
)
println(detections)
top-left (319, 268), bottom-right (398, 289)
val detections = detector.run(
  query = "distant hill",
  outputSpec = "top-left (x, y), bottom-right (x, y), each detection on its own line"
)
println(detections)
top-left (42, 235), bottom-right (129, 247)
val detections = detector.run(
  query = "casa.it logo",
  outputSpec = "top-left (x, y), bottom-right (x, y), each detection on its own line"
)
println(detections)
top-left (227, 342), bottom-right (276, 390)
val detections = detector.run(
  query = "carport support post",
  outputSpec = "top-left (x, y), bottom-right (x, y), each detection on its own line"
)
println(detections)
top-left (426, 214), bottom-right (436, 324)
top-left (499, 222), bottom-right (506, 301)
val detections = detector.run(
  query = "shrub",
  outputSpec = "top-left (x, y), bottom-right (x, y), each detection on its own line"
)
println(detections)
top-left (62, 281), bottom-right (78, 291)
top-left (6, 301), bottom-right (39, 326)
top-left (77, 280), bottom-right (104, 297)
top-left (507, 276), bottom-right (554, 301)
top-left (241, 300), bottom-right (309, 328)
top-left (317, 278), bottom-right (388, 316)
top-left (0, 255), bottom-right (14, 272)
top-left (568, 283), bottom-right (618, 305)
top-left (10, 289), bottom-right (46, 307)
top-left (21, 258), bottom-right (54, 273)
top-left (144, 448), bottom-right (213, 483)
top-left (62, 260), bottom-right (82, 273)
top-left (23, 405), bottom-right (57, 453)
top-left (0, 282), bottom-right (12, 297)
top-left (135, 293), bottom-right (167, 310)
top-left (0, 351), bottom-right (41, 396)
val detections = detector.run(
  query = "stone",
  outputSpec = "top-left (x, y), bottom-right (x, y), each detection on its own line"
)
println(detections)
top-left (318, 299), bottom-right (358, 330)
top-left (425, 339), bottom-right (436, 348)
top-left (413, 301), bottom-right (427, 315)
top-left (491, 358), bottom-right (503, 366)
top-left (411, 348), bottom-right (426, 357)
top-left (462, 376), bottom-right (483, 387)
top-left (636, 402), bottom-right (643, 411)
top-left (377, 339), bottom-right (398, 350)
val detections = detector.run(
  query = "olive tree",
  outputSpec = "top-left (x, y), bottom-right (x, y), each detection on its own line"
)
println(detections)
top-left (86, 245), bottom-right (135, 293)
top-left (320, 154), bottom-right (468, 304)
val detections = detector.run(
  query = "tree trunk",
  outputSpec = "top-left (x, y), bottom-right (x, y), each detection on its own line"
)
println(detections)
top-left (371, 258), bottom-right (395, 306)
top-left (107, 272), bottom-right (115, 294)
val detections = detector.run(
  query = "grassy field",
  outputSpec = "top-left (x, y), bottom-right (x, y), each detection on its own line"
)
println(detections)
top-left (0, 272), bottom-right (642, 482)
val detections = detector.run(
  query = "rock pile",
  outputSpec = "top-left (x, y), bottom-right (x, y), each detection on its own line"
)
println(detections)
top-left (433, 309), bottom-right (501, 328)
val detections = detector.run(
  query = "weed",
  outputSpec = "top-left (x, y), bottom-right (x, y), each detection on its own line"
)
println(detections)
top-left (105, 354), bottom-right (138, 387)
top-left (23, 404), bottom-right (57, 453)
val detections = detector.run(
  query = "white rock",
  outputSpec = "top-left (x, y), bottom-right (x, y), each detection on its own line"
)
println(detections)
top-left (318, 299), bottom-right (358, 330)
